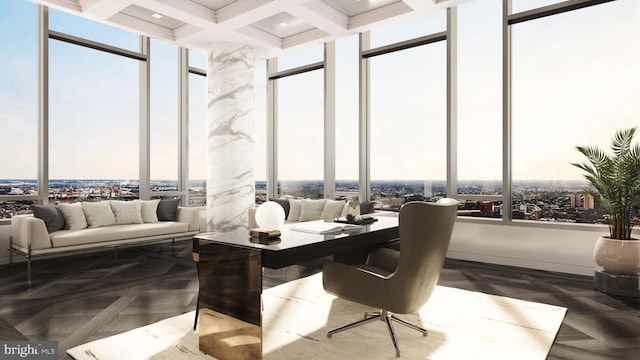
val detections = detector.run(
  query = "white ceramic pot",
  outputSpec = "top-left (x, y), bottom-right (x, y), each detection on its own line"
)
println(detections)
top-left (593, 236), bottom-right (640, 275)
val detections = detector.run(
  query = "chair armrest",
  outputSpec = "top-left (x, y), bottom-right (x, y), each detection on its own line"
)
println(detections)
top-left (11, 215), bottom-right (52, 251)
top-left (366, 247), bottom-right (400, 274)
top-left (176, 206), bottom-right (204, 232)
top-left (323, 261), bottom-right (393, 310)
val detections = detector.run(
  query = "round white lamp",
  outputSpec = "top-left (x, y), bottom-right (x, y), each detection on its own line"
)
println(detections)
top-left (255, 201), bottom-right (285, 231)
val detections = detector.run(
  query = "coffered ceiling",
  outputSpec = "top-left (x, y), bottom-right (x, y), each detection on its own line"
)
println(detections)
top-left (30, 0), bottom-right (467, 58)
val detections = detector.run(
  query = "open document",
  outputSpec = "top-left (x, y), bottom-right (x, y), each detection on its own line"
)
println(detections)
top-left (290, 222), bottom-right (363, 235)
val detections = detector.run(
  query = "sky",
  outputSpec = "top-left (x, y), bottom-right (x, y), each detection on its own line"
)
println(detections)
top-left (1, 0), bottom-right (639, 182)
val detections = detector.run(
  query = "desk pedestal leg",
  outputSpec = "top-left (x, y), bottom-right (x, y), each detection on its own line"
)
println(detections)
top-left (195, 241), bottom-right (262, 360)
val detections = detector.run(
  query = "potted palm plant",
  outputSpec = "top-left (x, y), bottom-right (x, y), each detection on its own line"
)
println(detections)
top-left (572, 127), bottom-right (640, 275)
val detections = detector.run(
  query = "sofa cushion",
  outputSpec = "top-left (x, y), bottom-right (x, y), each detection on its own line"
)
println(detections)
top-left (300, 199), bottom-right (326, 222)
top-left (135, 199), bottom-right (160, 223)
top-left (49, 222), bottom-right (190, 248)
top-left (110, 201), bottom-right (143, 225)
top-left (321, 199), bottom-right (346, 220)
top-left (82, 201), bottom-right (116, 228)
top-left (157, 198), bottom-right (181, 221)
top-left (288, 199), bottom-right (302, 222)
top-left (31, 204), bottom-right (65, 233)
top-left (58, 202), bottom-right (88, 231)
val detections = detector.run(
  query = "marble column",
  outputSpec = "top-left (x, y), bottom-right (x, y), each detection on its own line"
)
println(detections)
top-left (206, 42), bottom-right (255, 232)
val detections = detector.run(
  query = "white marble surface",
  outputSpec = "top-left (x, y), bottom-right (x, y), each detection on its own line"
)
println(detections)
top-left (206, 42), bottom-right (255, 232)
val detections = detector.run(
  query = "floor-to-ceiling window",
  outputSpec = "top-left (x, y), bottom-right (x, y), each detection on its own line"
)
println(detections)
top-left (150, 39), bottom-right (179, 193)
top-left (0, 5), bottom-right (207, 220)
top-left (276, 68), bottom-right (325, 199)
top-left (456, 0), bottom-right (503, 218)
top-left (335, 35), bottom-right (360, 200)
top-left (3, 0), bottom-right (637, 234)
top-left (188, 51), bottom-right (207, 206)
top-left (0, 0), bottom-right (38, 218)
top-left (368, 12), bottom-right (447, 211)
top-left (48, 9), bottom-right (141, 203)
top-left (272, 44), bottom-right (325, 199)
top-left (254, 59), bottom-right (268, 203)
top-left (510, 0), bottom-right (640, 223)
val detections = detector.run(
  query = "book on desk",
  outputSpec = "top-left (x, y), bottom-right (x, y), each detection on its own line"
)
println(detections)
top-left (290, 222), bottom-right (364, 235)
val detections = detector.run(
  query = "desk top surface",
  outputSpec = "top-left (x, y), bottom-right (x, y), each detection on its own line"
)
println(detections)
top-left (194, 216), bottom-right (399, 253)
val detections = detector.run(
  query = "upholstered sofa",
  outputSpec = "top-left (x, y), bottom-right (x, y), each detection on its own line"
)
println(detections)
top-left (9, 199), bottom-right (202, 281)
top-left (248, 198), bottom-right (377, 228)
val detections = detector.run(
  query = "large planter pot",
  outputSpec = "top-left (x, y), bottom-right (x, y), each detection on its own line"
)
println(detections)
top-left (593, 236), bottom-right (640, 275)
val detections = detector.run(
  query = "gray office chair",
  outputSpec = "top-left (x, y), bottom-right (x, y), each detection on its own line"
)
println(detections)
top-left (322, 199), bottom-right (458, 357)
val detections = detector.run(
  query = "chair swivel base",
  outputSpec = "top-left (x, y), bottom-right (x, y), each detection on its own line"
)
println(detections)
top-left (327, 309), bottom-right (428, 358)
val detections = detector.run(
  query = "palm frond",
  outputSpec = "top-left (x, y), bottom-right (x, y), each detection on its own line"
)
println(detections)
top-left (573, 127), bottom-right (640, 239)
top-left (611, 127), bottom-right (635, 157)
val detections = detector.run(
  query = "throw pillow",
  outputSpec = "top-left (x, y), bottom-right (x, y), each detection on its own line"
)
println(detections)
top-left (57, 202), bottom-right (88, 231)
top-left (82, 201), bottom-right (116, 228)
top-left (360, 201), bottom-right (376, 215)
top-left (31, 204), bottom-right (65, 233)
top-left (269, 198), bottom-right (291, 220)
top-left (157, 198), bottom-right (181, 221)
top-left (299, 199), bottom-right (326, 222)
top-left (320, 199), bottom-right (346, 220)
top-left (109, 200), bottom-right (143, 225)
top-left (288, 199), bottom-right (302, 222)
top-left (135, 199), bottom-right (160, 223)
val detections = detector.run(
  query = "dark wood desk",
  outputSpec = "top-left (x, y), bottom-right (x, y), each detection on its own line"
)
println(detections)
top-left (193, 217), bottom-right (399, 360)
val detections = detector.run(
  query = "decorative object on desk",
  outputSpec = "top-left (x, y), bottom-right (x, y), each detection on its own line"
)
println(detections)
top-left (66, 273), bottom-right (566, 360)
top-left (255, 201), bottom-right (285, 231)
top-left (336, 214), bottom-right (378, 225)
top-left (268, 198), bottom-right (291, 219)
top-left (572, 127), bottom-right (640, 296)
top-left (344, 200), bottom-right (360, 216)
top-left (249, 228), bottom-right (281, 240)
top-left (250, 236), bottom-right (282, 245)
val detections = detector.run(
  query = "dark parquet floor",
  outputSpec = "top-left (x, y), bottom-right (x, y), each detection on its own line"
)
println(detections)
top-left (1, 240), bottom-right (639, 360)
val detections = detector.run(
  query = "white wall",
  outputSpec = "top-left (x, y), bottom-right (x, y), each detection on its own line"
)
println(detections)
top-left (448, 220), bottom-right (603, 276)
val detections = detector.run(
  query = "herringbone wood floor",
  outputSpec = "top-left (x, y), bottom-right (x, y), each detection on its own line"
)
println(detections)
top-left (1, 240), bottom-right (639, 359)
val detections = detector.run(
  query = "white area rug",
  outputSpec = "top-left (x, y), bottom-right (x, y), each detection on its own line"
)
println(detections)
top-left (67, 273), bottom-right (566, 360)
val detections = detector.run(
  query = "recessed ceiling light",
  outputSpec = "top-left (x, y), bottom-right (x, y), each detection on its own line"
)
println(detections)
top-left (152, 13), bottom-right (163, 19)
top-left (278, 22), bottom-right (288, 27)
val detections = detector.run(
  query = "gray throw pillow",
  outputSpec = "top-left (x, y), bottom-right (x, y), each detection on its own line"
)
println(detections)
top-left (360, 201), bottom-right (376, 215)
top-left (157, 198), bottom-right (181, 221)
top-left (31, 204), bottom-right (65, 233)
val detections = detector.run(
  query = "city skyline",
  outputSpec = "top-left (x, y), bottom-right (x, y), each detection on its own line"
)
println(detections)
top-left (0, 177), bottom-right (591, 203)
top-left (1, 178), bottom-right (602, 224)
